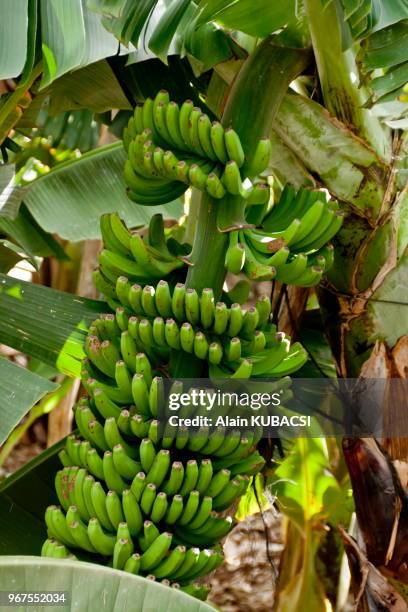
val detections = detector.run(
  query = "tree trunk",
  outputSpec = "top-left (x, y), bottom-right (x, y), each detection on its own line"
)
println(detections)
top-left (304, 0), bottom-right (408, 603)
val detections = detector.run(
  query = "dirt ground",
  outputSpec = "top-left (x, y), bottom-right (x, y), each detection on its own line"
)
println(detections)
top-left (209, 510), bottom-right (282, 611)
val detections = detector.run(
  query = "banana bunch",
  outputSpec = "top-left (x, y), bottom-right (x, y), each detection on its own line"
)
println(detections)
top-left (58, 433), bottom-right (249, 539)
top-left (43, 476), bottom-right (224, 585)
top-left (226, 185), bottom-right (344, 284)
top-left (94, 213), bottom-right (186, 309)
top-left (123, 90), bottom-right (271, 205)
top-left (43, 214), bottom-right (310, 600)
top-left (69, 393), bottom-right (269, 476)
top-left (85, 280), bottom-right (307, 378)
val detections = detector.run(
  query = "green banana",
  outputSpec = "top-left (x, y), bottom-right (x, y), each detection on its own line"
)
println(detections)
top-left (105, 490), bottom-right (125, 529)
top-left (131, 471), bottom-right (146, 503)
top-left (90, 481), bottom-right (113, 531)
top-left (141, 482), bottom-right (157, 515)
top-left (163, 462), bottom-right (184, 495)
top-left (103, 451), bottom-right (127, 493)
top-left (122, 489), bottom-right (143, 536)
top-left (152, 545), bottom-right (186, 579)
top-left (140, 532), bottom-right (172, 572)
top-left (150, 491), bottom-right (168, 522)
top-left (88, 518), bottom-right (116, 556)
top-left (146, 449), bottom-right (171, 488)
top-left (165, 495), bottom-right (184, 524)
top-left (112, 444), bottom-right (141, 480)
top-left (113, 538), bottom-right (133, 570)
top-left (124, 553), bottom-right (141, 575)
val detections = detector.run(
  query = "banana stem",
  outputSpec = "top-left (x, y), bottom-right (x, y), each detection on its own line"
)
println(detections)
top-left (185, 193), bottom-right (228, 297)
top-left (304, 0), bottom-right (390, 161)
top-left (173, 38), bottom-right (310, 376)
top-left (183, 188), bottom-right (201, 248)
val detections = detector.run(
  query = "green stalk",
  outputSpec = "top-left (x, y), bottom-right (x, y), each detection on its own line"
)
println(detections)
top-left (174, 38), bottom-right (310, 378)
top-left (222, 41), bottom-right (310, 175)
top-left (185, 193), bottom-right (228, 296)
top-left (186, 37), bottom-right (310, 292)
top-left (217, 40), bottom-right (310, 231)
top-left (304, 0), bottom-right (390, 161)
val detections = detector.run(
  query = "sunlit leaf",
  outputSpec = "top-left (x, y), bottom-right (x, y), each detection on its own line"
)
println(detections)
top-left (0, 357), bottom-right (58, 446)
top-left (40, 0), bottom-right (86, 88)
top-left (80, 4), bottom-right (120, 67)
top-left (24, 142), bottom-right (182, 241)
top-left (199, 0), bottom-right (297, 38)
top-left (39, 0), bottom-right (129, 89)
top-left (0, 164), bottom-right (27, 220)
top-left (0, 0), bottom-right (29, 80)
top-left (0, 273), bottom-right (107, 377)
top-left (269, 438), bottom-right (346, 529)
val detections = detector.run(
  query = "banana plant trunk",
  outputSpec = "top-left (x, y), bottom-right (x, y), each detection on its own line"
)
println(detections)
top-left (304, 0), bottom-right (408, 606)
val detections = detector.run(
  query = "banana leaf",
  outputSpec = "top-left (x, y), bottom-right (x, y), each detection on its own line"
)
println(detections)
top-left (0, 557), bottom-right (213, 610)
top-left (23, 142), bottom-right (182, 242)
top-left (269, 438), bottom-right (349, 611)
top-left (47, 60), bottom-right (132, 114)
top-left (0, 273), bottom-right (107, 377)
top-left (0, 358), bottom-right (58, 446)
top-left (0, 0), bottom-right (29, 80)
top-left (195, 0), bottom-right (298, 38)
top-left (88, 0), bottom-right (160, 46)
top-left (0, 204), bottom-right (68, 264)
top-left (40, 0), bottom-right (127, 88)
top-left (0, 164), bottom-right (27, 220)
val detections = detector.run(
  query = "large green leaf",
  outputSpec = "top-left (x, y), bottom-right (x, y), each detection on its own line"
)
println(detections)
top-left (0, 164), bottom-right (27, 220)
top-left (47, 60), bottom-right (132, 115)
top-left (0, 557), bottom-right (213, 610)
top-left (0, 358), bottom-right (58, 446)
top-left (0, 204), bottom-right (68, 263)
top-left (0, 0), bottom-right (130, 85)
top-left (39, 0), bottom-right (126, 89)
top-left (40, 0), bottom-right (86, 88)
top-left (343, 1), bottom-right (408, 124)
top-left (196, 0), bottom-right (297, 38)
top-left (149, 0), bottom-right (192, 61)
top-left (88, 0), bottom-right (160, 46)
top-left (0, 0), bottom-right (28, 80)
top-left (80, 3), bottom-right (121, 67)
top-left (23, 142), bottom-right (182, 241)
top-left (269, 438), bottom-right (346, 530)
top-left (361, 21), bottom-right (408, 70)
top-left (0, 274), bottom-right (107, 377)
top-left (339, 0), bottom-right (408, 41)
